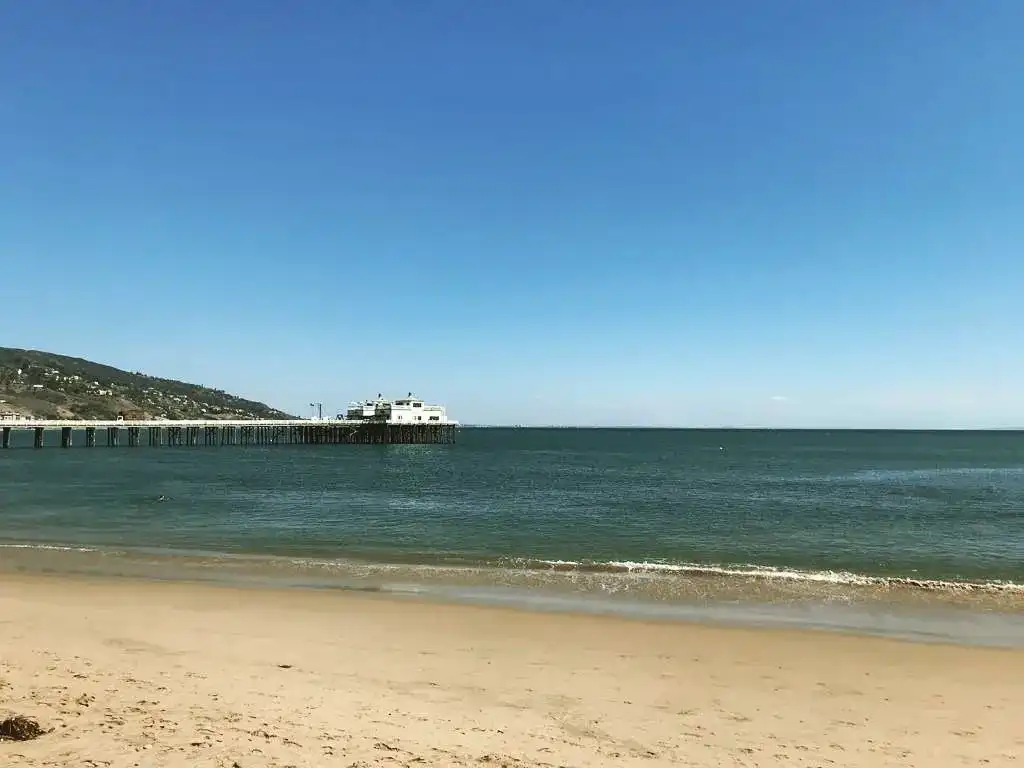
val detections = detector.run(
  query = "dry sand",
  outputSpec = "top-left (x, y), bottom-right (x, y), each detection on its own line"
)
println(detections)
top-left (0, 575), bottom-right (1021, 767)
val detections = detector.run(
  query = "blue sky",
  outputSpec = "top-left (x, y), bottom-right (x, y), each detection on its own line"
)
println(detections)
top-left (2, 1), bottom-right (1022, 427)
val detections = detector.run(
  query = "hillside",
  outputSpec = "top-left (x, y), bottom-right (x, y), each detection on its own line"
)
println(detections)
top-left (0, 348), bottom-right (295, 421)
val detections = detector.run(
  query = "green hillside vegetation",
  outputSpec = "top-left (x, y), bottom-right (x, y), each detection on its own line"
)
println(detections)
top-left (0, 347), bottom-right (294, 421)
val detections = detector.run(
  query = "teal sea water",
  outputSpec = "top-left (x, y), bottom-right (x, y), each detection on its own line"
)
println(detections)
top-left (2, 428), bottom-right (1023, 645)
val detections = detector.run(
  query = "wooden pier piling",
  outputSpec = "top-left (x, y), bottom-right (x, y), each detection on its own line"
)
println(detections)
top-left (2, 426), bottom-right (11, 449)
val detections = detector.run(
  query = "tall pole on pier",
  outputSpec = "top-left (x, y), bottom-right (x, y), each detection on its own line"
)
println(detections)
top-left (310, 402), bottom-right (323, 421)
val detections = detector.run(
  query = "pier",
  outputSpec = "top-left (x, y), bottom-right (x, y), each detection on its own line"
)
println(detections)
top-left (0, 419), bottom-right (458, 449)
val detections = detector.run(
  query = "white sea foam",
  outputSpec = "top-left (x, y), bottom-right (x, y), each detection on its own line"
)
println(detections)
top-left (0, 543), bottom-right (98, 553)
top-left (281, 555), bottom-right (1024, 594)
top-left (526, 558), bottom-right (1024, 593)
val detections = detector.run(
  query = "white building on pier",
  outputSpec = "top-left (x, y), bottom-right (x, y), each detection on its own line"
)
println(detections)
top-left (344, 394), bottom-right (453, 424)
top-left (0, 411), bottom-right (33, 422)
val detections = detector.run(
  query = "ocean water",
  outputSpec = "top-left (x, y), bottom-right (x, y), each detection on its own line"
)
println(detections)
top-left (2, 428), bottom-right (1023, 645)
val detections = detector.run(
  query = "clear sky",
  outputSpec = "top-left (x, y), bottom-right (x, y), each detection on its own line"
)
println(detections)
top-left (2, 1), bottom-right (1022, 427)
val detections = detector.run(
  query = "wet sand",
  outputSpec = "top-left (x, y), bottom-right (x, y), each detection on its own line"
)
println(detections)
top-left (1, 574), bottom-right (1021, 766)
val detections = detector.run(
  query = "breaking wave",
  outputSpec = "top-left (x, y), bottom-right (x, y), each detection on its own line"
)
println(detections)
top-left (2, 541), bottom-right (1021, 597)
top-left (500, 557), bottom-right (1024, 594)
top-left (0, 543), bottom-right (100, 553)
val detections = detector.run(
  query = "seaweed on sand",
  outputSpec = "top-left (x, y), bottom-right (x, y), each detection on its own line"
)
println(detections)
top-left (0, 715), bottom-right (47, 741)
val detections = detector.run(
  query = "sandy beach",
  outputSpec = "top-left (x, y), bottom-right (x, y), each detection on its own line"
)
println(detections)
top-left (0, 576), bottom-right (1021, 767)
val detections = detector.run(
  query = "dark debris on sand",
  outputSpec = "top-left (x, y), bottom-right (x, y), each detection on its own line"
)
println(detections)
top-left (0, 715), bottom-right (48, 742)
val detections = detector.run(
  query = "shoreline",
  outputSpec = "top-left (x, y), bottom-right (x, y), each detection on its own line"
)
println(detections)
top-left (2, 542), bottom-right (1024, 649)
top-left (2, 572), bottom-right (1022, 766)
top-left (3, 569), bottom-right (1021, 648)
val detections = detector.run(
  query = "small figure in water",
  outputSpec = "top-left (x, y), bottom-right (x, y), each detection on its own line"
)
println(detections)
top-left (157, 495), bottom-right (168, 502)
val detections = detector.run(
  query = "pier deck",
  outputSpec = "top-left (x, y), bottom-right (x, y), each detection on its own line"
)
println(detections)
top-left (0, 419), bottom-right (457, 448)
